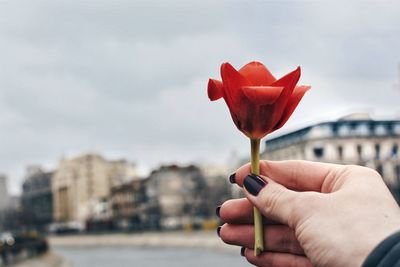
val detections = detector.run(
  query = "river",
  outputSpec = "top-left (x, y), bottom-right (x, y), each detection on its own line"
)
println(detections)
top-left (54, 246), bottom-right (248, 267)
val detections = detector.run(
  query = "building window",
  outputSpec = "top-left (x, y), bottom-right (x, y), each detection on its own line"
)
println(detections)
top-left (386, 123), bottom-right (394, 135)
top-left (331, 124), bottom-right (338, 136)
top-left (337, 146), bottom-right (343, 160)
top-left (313, 146), bottom-right (324, 158)
top-left (349, 122), bottom-right (357, 133)
top-left (368, 123), bottom-right (375, 135)
top-left (392, 144), bottom-right (398, 158)
top-left (375, 144), bottom-right (381, 160)
top-left (356, 145), bottom-right (363, 160)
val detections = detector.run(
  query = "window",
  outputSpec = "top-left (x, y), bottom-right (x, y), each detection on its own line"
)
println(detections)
top-left (386, 123), bottom-right (394, 135)
top-left (392, 144), bottom-right (398, 158)
top-left (337, 146), bottom-right (343, 160)
top-left (349, 122), bottom-right (357, 133)
top-left (313, 147), bottom-right (324, 158)
top-left (368, 123), bottom-right (375, 135)
top-left (375, 144), bottom-right (381, 160)
top-left (331, 124), bottom-right (338, 136)
top-left (356, 145), bottom-right (363, 160)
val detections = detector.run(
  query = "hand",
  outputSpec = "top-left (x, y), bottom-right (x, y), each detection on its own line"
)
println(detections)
top-left (218, 160), bottom-right (400, 267)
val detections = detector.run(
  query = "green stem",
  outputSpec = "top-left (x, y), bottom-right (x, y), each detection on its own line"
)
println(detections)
top-left (251, 138), bottom-right (264, 256)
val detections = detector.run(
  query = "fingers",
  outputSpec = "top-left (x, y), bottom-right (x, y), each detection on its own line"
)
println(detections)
top-left (220, 224), bottom-right (304, 255)
top-left (234, 160), bottom-right (342, 192)
top-left (243, 248), bottom-right (313, 267)
top-left (219, 198), bottom-right (279, 225)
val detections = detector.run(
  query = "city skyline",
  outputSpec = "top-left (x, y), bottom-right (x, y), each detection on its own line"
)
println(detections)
top-left (1, 0), bottom-right (400, 194)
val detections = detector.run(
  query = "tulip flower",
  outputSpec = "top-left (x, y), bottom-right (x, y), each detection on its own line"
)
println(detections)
top-left (207, 61), bottom-right (310, 256)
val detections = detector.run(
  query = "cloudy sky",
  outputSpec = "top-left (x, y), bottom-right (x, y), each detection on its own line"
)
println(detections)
top-left (1, 0), bottom-right (400, 194)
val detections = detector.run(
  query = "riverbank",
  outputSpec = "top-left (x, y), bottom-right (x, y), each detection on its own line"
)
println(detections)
top-left (12, 252), bottom-right (69, 267)
top-left (49, 231), bottom-right (235, 253)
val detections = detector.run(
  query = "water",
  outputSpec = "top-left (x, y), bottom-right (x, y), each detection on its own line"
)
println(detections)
top-left (54, 246), bottom-right (248, 267)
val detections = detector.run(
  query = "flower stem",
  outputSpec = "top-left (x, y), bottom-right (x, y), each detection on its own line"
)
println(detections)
top-left (250, 138), bottom-right (264, 256)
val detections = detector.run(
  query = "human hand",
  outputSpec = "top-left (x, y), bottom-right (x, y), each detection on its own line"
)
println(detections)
top-left (218, 160), bottom-right (400, 267)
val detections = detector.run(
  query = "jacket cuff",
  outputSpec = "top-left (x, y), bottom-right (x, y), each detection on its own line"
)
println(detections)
top-left (363, 231), bottom-right (400, 267)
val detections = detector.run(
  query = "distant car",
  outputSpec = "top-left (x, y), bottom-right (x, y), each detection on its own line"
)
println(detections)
top-left (49, 221), bottom-right (85, 235)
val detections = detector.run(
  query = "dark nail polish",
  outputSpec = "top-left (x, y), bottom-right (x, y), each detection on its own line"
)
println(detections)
top-left (243, 174), bottom-right (267, 196)
top-left (229, 173), bottom-right (236, 184)
top-left (217, 226), bottom-right (221, 237)
top-left (216, 206), bottom-right (221, 217)
top-left (240, 247), bottom-right (246, 257)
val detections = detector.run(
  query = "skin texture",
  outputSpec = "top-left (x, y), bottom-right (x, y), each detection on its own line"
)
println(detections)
top-left (219, 160), bottom-right (400, 267)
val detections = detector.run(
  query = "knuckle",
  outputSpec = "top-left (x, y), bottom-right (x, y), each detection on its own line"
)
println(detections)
top-left (219, 225), bottom-right (237, 245)
top-left (344, 164), bottom-right (382, 181)
top-left (278, 229), bottom-right (294, 251)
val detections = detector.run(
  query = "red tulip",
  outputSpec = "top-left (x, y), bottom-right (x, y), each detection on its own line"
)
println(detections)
top-left (208, 61), bottom-right (310, 139)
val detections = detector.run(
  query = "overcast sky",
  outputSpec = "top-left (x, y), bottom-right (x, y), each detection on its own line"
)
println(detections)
top-left (1, 0), bottom-right (400, 194)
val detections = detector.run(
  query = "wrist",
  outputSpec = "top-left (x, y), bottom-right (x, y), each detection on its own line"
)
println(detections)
top-left (362, 230), bottom-right (400, 267)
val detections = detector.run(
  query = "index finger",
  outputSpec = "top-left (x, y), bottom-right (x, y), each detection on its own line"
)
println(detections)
top-left (234, 160), bottom-right (343, 192)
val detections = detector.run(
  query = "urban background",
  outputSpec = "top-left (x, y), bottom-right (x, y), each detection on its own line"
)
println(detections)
top-left (0, 113), bottom-right (400, 266)
top-left (2, 1), bottom-right (400, 266)
top-left (1, 113), bottom-right (400, 233)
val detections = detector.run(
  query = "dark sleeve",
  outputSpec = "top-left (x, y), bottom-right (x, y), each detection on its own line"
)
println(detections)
top-left (363, 231), bottom-right (400, 267)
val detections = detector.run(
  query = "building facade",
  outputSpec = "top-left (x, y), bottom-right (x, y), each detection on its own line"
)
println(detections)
top-left (262, 114), bottom-right (400, 201)
top-left (52, 154), bottom-right (138, 226)
top-left (201, 164), bottom-right (233, 217)
top-left (21, 166), bottom-right (53, 232)
top-left (111, 179), bottom-right (147, 231)
top-left (0, 174), bottom-right (8, 211)
top-left (144, 165), bottom-right (208, 230)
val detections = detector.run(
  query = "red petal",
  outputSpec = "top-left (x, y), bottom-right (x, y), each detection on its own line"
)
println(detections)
top-left (270, 66), bottom-right (301, 125)
top-left (239, 61), bottom-right (276, 86)
top-left (220, 62), bottom-right (249, 113)
top-left (207, 79), bottom-right (223, 101)
top-left (241, 86), bottom-right (284, 105)
top-left (273, 85), bottom-right (311, 130)
top-left (271, 66), bottom-right (301, 93)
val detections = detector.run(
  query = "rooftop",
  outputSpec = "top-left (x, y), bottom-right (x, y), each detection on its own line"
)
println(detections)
top-left (265, 115), bottom-right (400, 151)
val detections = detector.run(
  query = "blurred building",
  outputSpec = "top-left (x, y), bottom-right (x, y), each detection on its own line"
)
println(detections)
top-left (262, 114), bottom-right (400, 201)
top-left (201, 164), bottom-right (232, 216)
top-left (111, 179), bottom-right (147, 231)
top-left (0, 196), bottom-right (22, 232)
top-left (143, 165), bottom-right (208, 230)
top-left (21, 166), bottom-right (53, 232)
top-left (52, 153), bottom-right (138, 227)
top-left (0, 174), bottom-right (8, 210)
top-left (108, 160), bottom-right (140, 187)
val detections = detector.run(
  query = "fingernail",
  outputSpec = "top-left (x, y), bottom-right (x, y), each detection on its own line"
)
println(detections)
top-left (216, 206), bottom-right (221, 217)
top-left (217, 226), bottom-right (221, 237)
top-left (243, 174), bottom-right (267, 196)
top-left (229, 173), bottom-right (236, 184)
top-left (240, 247), bottom-right (246, 257)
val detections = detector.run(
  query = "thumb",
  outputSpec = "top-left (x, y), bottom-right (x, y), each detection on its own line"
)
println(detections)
top-left (243, 174), bottom-right (303, 227)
